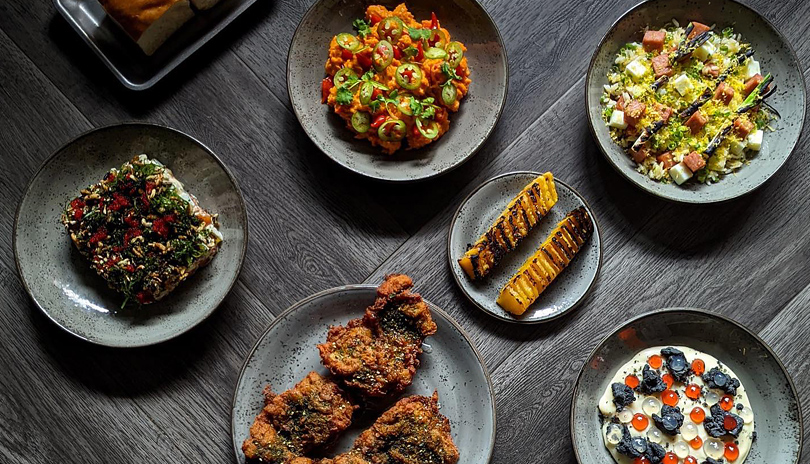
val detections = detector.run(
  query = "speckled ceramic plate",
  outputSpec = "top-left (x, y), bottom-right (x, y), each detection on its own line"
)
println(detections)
top-left (231, 285), bottom-right (496, 463)
top-left (571, 308), bottom-right (803, 464)
top-left (13, 123), bottom-right (248, 347)
top-left (287, 0), bottom-right (508, 182)
top-left (447, 171), bottom-right (602, 323)
top-left (586, 0), bottom-right (806, 203)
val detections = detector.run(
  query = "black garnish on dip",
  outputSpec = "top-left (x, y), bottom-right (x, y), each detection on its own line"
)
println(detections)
top-left (702, 367), bottom-right (741, 395)
top-left (660, 347), bottom-right (690, 382)
top-left (615, 424), bottom-right (666, 463)
top-left (702, 458), bottom-right (724, 464)
top-left (616, 425), bottom-right (646, 458)
top-left (652, 404), bottom-right (684, 435)
top-left (647, 441), bottom-right (666, 464)
top-left (704, 404), bottom-right (744, 438)
top-left (736, 403), bottom-right (744, 410)
top-left (639, 365), bottom-right (667, 394)
top-left (612, 383), bottom-right (636, 408)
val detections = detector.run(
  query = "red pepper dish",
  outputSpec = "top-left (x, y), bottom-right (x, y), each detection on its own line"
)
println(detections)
top-left (61, 155), bottom-right (222, 307)
top-left (323, 4), bottom-right (471, 154)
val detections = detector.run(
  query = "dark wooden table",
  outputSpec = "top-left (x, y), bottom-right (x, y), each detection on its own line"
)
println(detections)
top-left (1, 0), bottom-right (808, 462)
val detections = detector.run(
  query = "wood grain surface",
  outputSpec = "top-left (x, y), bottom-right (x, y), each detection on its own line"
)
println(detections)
top-left (0, 0), bottom-right (808, 463)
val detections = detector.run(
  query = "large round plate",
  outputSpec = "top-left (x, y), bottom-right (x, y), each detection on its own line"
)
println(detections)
top-left (13, 123), bottom-right (248, 347)
top-left (287, 0), bottom-right (508, 181)
top-left (447, 172), bottom-right (602, 323)
top-left (586, 0), bottom-right (806, 203)
top-left (231, 285), bottom-right (496, 463)
top-left (571, 308), bottom-right (803, 464)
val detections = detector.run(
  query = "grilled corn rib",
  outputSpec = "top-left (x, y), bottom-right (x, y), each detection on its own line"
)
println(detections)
top-left (496, 207), bottom-right (594, 315)
top-left (458, 173), bottom-right (558, 280)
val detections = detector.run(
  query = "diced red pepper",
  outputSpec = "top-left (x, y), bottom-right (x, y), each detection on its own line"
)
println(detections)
top-left (70, 198), bottom-right (85, 210)
top-left (416, 41), bottom-right (424, 61)
top-left (152, 215), bottom-right (174, 239)
top-left (124, 264), bottom-right (136, 273)
top-left (371, 88), bottom-right (383, 101)
top-left (124, 228), bottom-right (141, 245)
top-left (321, 77), bottom-right (334, 104)
top-left (124, 214), bottom-right (139, 228)
top-left (89, 227), bottom-right (108, 246)
top-left (393, 46), bottom-right (401, 60)
top-left (412, 123), bottom-right (421, 138)
top-left (431, 12), bottom-right (439, 29)
top-left (371, 114), bottom-right (388, 129)
top-left (357, 50), bottom-right (372, 70)
top-left (684, 151), bottom-right (706, 172)
top-left (135, 291), bottom-right (153, 304)
top-left (455, 65), bottom-right (464, 77)
top-left (108, 192), bottom-right (131, 212)
top-left (370, 13), bottom-right (382, 25)
top-left (341, 48), bottom-right (353, 60)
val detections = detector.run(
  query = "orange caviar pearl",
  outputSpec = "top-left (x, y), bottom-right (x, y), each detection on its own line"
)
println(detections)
top-left (649, 354), bottom-right (663, 369)
top-left (690, 407), bottom-right (706, 423)
top-left (692, 358), bottom-right (705, 376)
top-left (625, 374), bottom-right (640, 389)
top-left (662, 452), bottom-right (678, 464)
top-left (724, 415), bottom-right (738, 431)
top-left (685, 384), bottom-right (701, 400)
top-left (662, 389), bottom-right (680, 407)
top-left (684, 457), bottom-right (698, 464)
top-left (725, 442), bottom-right (740, 461)
top-left (662, 373), bottom-right (674, 388)
top-left (632, 413), bottom-right (649, 431)
top-left (720, 395), bottom-right (734, 411)
top-left (690, 436), bottom-right (703, 449)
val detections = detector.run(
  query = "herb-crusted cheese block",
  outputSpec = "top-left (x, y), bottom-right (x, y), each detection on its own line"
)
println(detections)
top-left (61, 155), bottom-right (223, 307)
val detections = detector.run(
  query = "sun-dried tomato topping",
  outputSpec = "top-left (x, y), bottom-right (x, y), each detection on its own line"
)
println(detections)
top-left (70, 198), bottom-right (85, 210)
top-left (89, 227), bottom-right (108, 246)
top-left (135, 291), bottom-right (153, 304)
top-left (152, 216), bottom-right (171, 238)
top-left (108, 192), bottom-right (131, 212)
top-left (124, 228), bottom-right (141, 245)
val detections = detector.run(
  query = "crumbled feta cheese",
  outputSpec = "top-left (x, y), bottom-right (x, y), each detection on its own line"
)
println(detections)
top-left (672, 74), bottom-right (694, 96)
top-left (744, 59), bottom-right (761, 79)
top-left (724, 38), bottom-right (741, 54)
top-left (628, 85), bottom-right (646, 98)
top-left (730, 140), bottom-right (747, 156)
top-left (694, 41), bottom-right (716, 61)
top-left (626, 60), bottom-right (647, 81)
top-left (669, 162), bottom-right (694, 185)
top-left (747, 130), bottom-right (763, 151)
top-left (609, 110), bottom-right (628, 129)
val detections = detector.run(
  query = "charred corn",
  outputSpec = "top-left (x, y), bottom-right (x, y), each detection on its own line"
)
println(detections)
top-left (458, 173), bottom-right (558, 280)
top-left (496, 207), bottom-right (594, 315)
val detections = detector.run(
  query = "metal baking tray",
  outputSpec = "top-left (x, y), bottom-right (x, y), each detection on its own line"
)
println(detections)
top-left (53, 0), bottom-right (259, 90)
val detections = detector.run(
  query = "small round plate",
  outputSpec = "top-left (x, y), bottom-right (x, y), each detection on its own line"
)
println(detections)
top-left (447, 172), bottom-right (602, 323)
top-left (586, 0), bottom-right (806, 203)
top-left (571, 308), bottom-right (803, 464)
top-left (13, 123), bottom-right (248, 347)
top-left (231, 285), bottom-right (496, 463)
top-left (287, 0), bottom-right (508, 182)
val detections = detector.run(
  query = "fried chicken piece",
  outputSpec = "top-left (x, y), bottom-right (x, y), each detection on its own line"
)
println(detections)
top-left (317, 274), bottom-right (437, 397)
top-left (242, 372), bottom-right (356, 463)
top-left (326, 393), bottom-right (459, 464)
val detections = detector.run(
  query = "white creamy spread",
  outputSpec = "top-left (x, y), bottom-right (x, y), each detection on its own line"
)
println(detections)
top-left (599, 346), bottom-right (755, 464)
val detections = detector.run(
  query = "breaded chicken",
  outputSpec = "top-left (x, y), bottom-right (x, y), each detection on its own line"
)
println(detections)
top-left (317, 274), bottom-right (437, 397)
top-left (242, 372), bottom-right (356, 463)
top-left (325, 393), bottom-right (459, 464)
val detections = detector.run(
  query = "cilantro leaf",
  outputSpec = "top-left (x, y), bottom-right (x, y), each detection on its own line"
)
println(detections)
top-left (408, 27), bottom-right (430, 41)
top-left (403, 46), bottom-right (419, 58)
top-left (336, 87), bottom-right (354, 105)
top-left (353, 19), bottom-right (372, 38)
top-left (441, 62), bottom-right (461, 81)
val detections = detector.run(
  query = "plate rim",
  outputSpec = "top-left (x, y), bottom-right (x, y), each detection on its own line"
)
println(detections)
top-left (584, 0), bottom-right (808, 204)
top-left (569, 306), bottom-right (805, 464)
top-left (12, 121), bottom-right (250, 348)
top-left (285, 0), bottom-right (510, 182)
top-left (52, 0), bottom-right (261, 91)
top-left (229, 283), bottom-right (497, 462)
top-left (446, 170), bottom-right (603, 324)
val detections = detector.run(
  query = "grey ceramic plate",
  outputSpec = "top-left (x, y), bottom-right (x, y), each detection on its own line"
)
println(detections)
top-left (231, 285), bottom-right (496, 463)
top-left (571, 308), bottom-right (803, 464)
top-left (586, 0), bottom-right (806, 203)
top-left (447, 172), bottom-right (602, 324)
top-left (13, 123), bottom-right (248, 347)
top-left (54, 0), bottom-right (260, 90)
top-left (287, 0), bottom-right (508, 182)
